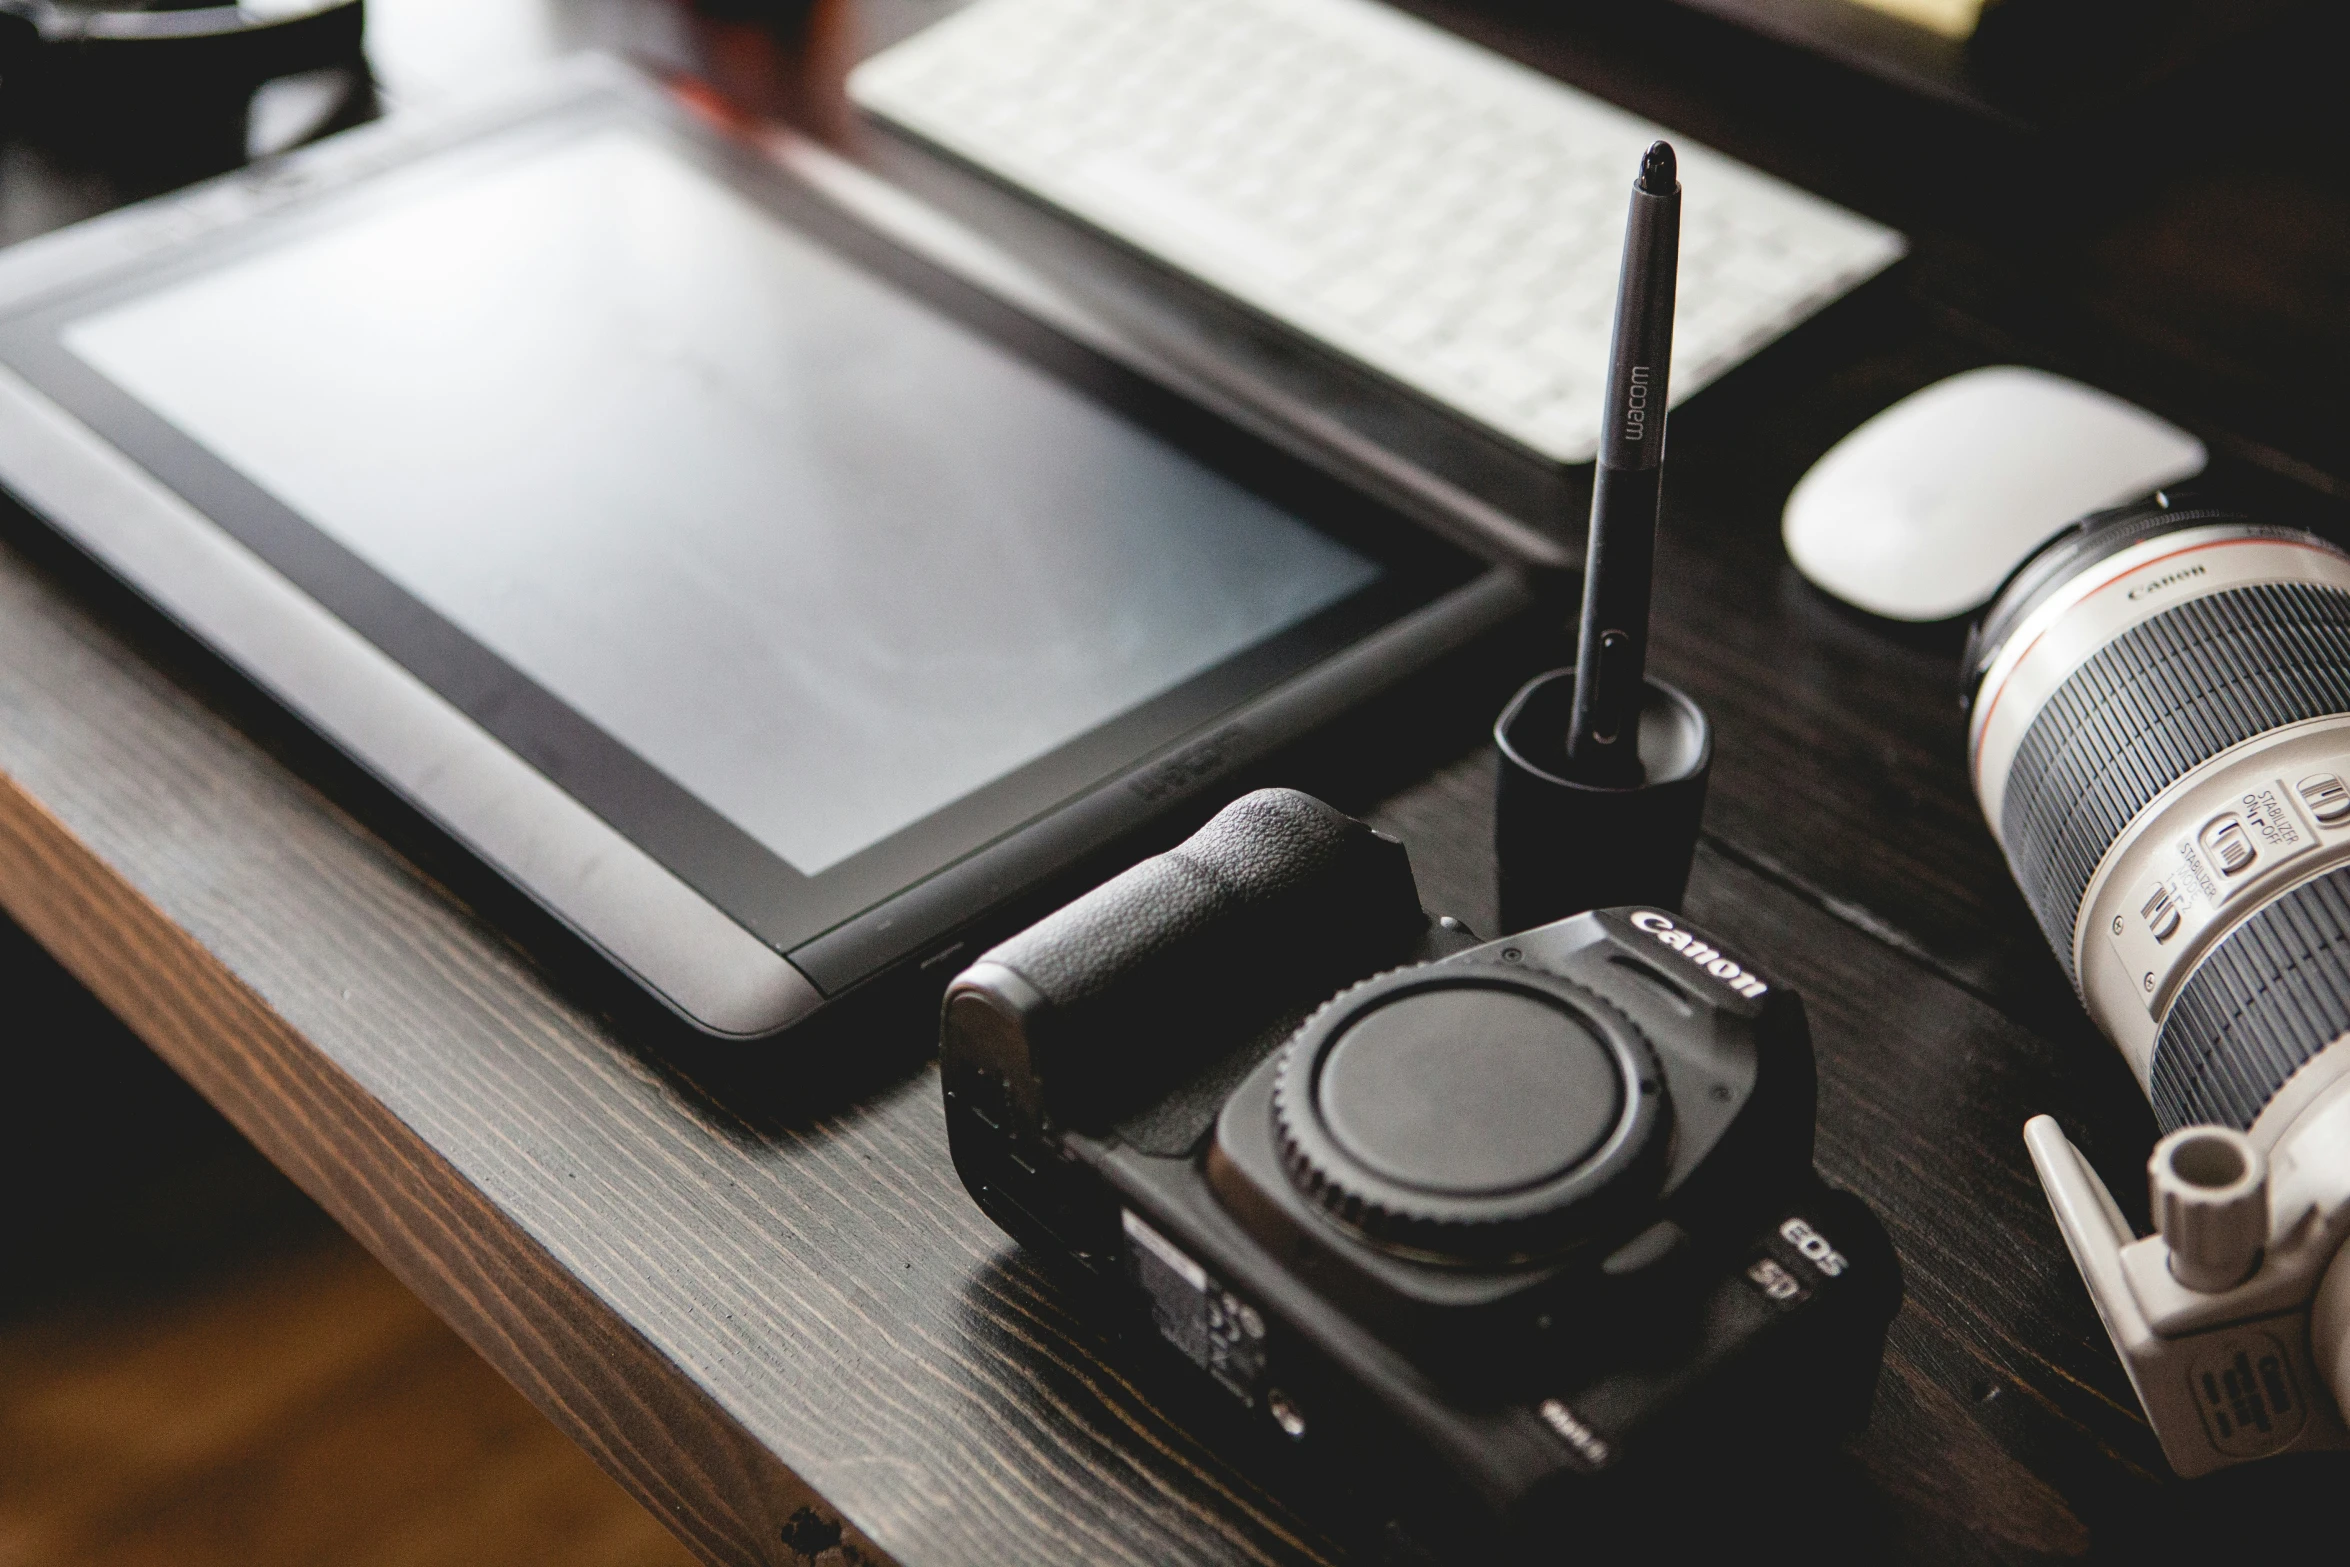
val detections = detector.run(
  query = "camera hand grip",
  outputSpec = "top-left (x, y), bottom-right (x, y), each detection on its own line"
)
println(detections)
top-left (987, 788), bottom-right (1417, 1006)
top-left (948, 788), bottom-right (1425, 1129)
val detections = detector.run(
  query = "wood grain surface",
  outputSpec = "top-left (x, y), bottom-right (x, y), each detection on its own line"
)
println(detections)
top-left (1, 1220), bottom-right (701, 1567)
top-left (0, 912), bottom-right (695, 1567)
top-left (0, 1), bottom-right (2345, 1563)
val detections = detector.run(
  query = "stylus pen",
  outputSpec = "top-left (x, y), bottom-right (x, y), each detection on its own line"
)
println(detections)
top-left (1566, 140), bottom-right (1681, 788)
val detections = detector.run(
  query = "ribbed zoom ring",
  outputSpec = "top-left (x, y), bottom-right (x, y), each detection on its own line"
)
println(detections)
top-left (2152, 866), bottom-right (2350, 1131)
top-left (2000, 582), bottom-right (2350, 972)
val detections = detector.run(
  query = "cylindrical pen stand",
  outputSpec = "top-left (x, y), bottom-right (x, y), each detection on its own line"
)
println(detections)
top-left (1493, 667), bottom-right (1713, 933)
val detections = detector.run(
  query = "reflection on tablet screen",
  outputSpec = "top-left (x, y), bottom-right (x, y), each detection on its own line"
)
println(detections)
top-left (65, 129), bottom-right (1382, 874)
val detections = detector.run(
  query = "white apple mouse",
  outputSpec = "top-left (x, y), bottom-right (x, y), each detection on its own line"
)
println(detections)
top-left (1782, 366), bottom-right (2207, 621)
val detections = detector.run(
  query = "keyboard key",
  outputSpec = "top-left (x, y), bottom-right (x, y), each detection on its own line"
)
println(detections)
top-left (852, 0), bottom-right (1905, 463)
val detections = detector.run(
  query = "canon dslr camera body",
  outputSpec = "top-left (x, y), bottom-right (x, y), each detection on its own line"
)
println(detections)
top-left (940, 789), bottom-right (1897, 1550)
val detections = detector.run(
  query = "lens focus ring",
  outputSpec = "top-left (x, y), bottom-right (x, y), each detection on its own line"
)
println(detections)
top-left (2153, 865), bottom-right (2350, 1132)
top-left (2000, 581), bottom-right (2350, 972)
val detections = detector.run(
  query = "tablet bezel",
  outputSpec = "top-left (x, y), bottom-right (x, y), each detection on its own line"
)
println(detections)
top-left (0, 60), bottom-right (1531, 1039)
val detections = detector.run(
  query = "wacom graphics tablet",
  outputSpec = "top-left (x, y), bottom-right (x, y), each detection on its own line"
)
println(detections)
top-left (0, 60), bottom-right (1534, 1044)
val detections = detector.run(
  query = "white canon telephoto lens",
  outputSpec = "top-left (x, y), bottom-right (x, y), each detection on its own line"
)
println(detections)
top-left (1969, 496), bottom-right (2350, 1476)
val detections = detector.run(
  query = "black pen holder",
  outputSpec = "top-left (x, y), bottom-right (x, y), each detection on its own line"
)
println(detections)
top-left (1493, 668), bottom-right (1713, 933)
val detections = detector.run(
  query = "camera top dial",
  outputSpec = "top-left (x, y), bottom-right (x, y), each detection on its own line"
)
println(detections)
top-left (1271, 969), bottom-right (1669, 1264)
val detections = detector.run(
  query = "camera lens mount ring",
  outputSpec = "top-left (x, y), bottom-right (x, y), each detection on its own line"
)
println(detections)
top-left (1965, 504), bottom-right (2259, 700)
top-left (1270, 966), bottom-right (1668, 1264)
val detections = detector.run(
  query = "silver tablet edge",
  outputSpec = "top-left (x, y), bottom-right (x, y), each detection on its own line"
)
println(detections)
top-left (0, 362), bottom-right (826, 1039)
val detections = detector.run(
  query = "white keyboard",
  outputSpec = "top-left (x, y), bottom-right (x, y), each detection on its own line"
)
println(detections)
top-left (850, 0), bottom-right (1906, 464)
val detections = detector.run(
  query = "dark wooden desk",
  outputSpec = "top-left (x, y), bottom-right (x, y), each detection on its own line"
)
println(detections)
top-left (3, 2), bottom-right (2346, 1562)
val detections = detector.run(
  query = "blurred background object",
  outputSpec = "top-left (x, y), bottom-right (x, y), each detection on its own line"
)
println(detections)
top-left (0, 911), bottom-right (698, 1567)
top-left (0, 0), bottom-right (372, 177)
top-left (1647, 0), bottom-right (2314, 126)
top-left (1845, 0), bottom-right (1984, 37)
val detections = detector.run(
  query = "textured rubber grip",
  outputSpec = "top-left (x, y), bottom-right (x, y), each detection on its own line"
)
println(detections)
top-left (950, 789), bottom-right (1424, 1134)
top-left (2152, 866), bottom-right (2350, 1131)
top-left (1999, 582), bottom-right (2350, 969)
top-left (979, 787), bottom-right (1421, 1013)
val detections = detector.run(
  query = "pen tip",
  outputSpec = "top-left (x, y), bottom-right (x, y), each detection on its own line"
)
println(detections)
top-left (1639, 140), bottom-right (1677, 195)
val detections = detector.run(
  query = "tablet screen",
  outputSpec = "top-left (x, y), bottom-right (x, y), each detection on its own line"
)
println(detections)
top-left (60, 128), bottom-right (1381, 878)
